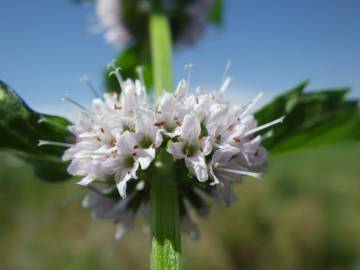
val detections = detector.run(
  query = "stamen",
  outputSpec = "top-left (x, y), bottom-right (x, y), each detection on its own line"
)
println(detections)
top-left (221, 60), bottom-right (231, 83)
top-left (74, 151), bottom-right (116, 159)
top-left (79, 110), bottom-right (95, 120)
top-left (106, 59), bottom-right (117, 70)
top-left (38, 116), bottom-right (67, 130)
top-left (61, 94), bottom-right (92, 115)
top-left (80, 75), bottom-right (100, 98)
top-left (136, 66), bottom-right (145, 88)
top-left (240, 91), bottom-right (264, 118)
top-left (262, 130), bottom-right (274, 140)
top-left (109, 68), bottom-right (124, 90)
top-left (38, 140), bottom-right (72, 148)
top-left (184, 63), bottom-right (193, 92)
top-left (219, 76), bottom-right (232, 94)
top-left (245, 116), bottom-right (285, 136)
top-left (217, 167), bottom-right (262, 179)
top-left (107, 60), bottom-right (124, 90)
top-left (195, 86), bottom-right (202, 94)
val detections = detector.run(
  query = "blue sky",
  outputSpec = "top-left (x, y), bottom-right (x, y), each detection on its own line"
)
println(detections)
top-left (1, 0), bottom-right (359, 117)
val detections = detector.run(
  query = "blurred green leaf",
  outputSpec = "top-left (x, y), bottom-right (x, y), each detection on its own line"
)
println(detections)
top-left (105, 45), bottom-right (153, 93)
top-left (0, 81), bottom-right (73, 181)
top-left (255, 81), bottom-right (360, 153)
top-left (208, 0), bottom-right (223, 25)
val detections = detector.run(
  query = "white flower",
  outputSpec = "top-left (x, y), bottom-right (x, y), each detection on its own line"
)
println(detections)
top-left (155, 81), bottom-right (190, 136)
top-left (103, 131), bottom-right (142, 198)
top-left (167, 114), bottom-right (212, 182)
top-left (95, 0), bottom-right (129, 47)
top-left (209, 146), bottom-right (263, 206)
top-left (120, 79), bottom-right (149, 117)
top-left (235, 135), bottom-right (268, 169)
top-left (134, 108), bottom-right (163, 168)
top-left (206, 103), bottom-right (241, 146)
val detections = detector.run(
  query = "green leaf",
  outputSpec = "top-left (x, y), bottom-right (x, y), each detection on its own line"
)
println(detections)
top-left (0, 81), bottom-right (73, 181)
top-left (208, 0), bottom-right (223, 25)
top-left (255, 81), bottom-right (360, 153)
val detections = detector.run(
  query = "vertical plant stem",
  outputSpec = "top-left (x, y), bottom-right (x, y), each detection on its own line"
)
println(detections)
top-left (150, 162), bottom-right (182, 270)
top-left (149, 13), bottom-right (182, 270)
top-left (149, 13), bottom-right (173, 96)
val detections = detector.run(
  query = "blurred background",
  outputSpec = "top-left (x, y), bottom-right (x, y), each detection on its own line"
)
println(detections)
top-left (1, 0), bottom-right (360, 269)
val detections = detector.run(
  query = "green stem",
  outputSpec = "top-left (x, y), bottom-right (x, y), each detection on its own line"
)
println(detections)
top-left (150, 161), bottom-right (182, 270)
top-left (149, 13), bottom-right (173, 96)
top-left (149, 13), bottom-right (182, 270)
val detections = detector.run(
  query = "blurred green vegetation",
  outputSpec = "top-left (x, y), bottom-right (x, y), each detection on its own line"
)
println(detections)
top-left (0, 143), bottom-right (359, 270)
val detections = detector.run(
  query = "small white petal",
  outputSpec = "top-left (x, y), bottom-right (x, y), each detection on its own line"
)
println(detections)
top-left (185, 155), bottom-right (208, 182)
top-left (200, 136), bottom-right (212, 156)
top-left (116, 172), bottom-right (132, 198)
top-left (167, 142), bottom-right (185, 159)
top-left (137, 148), bottom-right (155, 170)
top-left (181, 114), bottom-right (201, 142)
top-left (102, 156), bottom-right (122, 174)
top-left (67, 159), bottom-right (88, 176)
top-left (114, 162), bottom-right (139, 198)
top-left (154, 130), bottom-right (163, 147)
top-left (116, 131), bottom-right (137, 155)
top-left (77, 176), bottom-right (94, 186)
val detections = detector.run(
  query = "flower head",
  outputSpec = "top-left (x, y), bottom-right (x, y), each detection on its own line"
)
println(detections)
top-left (95, 0), bottom-right (129, 46)
top-left (39, 63), bottom-right (284, 239)
top-left (91, 0), bottom-right (217, 47)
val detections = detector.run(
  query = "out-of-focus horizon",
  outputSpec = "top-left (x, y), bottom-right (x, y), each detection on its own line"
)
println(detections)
top-left (0, 0), bottom-right (360, 119)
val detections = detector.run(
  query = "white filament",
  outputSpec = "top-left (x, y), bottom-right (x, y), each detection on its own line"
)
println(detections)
top-left (38, 140), bottom-right (72, 148)
top-left (221, 60), bottom-right (231, 83)
top-left (80, 75), bottom-right (100, 98)
top-left (184, 63), bottom-right (193, 92)
top-left (245, 116), bottom-right (285, 136)
top-left (38, 117), bottom-right (67, 130)
top-left (217, 167), bottom-right (262, 179)
top-left (135, 66), bottom-right (145, 88)
top-left (240, 91), bottom-right (264, 118)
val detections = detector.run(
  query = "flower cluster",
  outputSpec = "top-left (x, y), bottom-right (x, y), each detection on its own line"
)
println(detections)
top-left (41, 64), bottom-right (283, 239)
top-left (95, 0), bottom-right (129, 46)
top-left (177, 0), bottom-right (215, 46)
